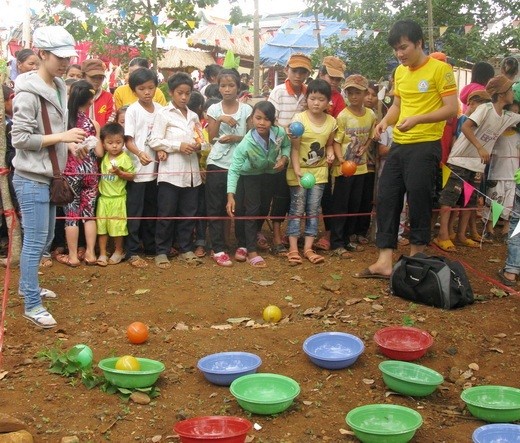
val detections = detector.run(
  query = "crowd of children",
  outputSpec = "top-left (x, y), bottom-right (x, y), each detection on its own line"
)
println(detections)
top-left (3, 23), bottom-right (520, 329)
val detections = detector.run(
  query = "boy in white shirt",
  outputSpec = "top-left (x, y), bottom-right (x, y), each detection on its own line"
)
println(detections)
top-left (434, 75), bottom-right (520, 251)
top-left (124, 68), bottom-right (162, 268)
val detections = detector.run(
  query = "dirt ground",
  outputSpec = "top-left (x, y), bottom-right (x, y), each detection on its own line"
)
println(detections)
top-left (0, 234), bottom-right (519, 443)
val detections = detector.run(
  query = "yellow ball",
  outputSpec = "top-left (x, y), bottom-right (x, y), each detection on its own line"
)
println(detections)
top-left (263, 305), bottom-right (282, 323)
top-left (115, 355), bottom-right (141, 371)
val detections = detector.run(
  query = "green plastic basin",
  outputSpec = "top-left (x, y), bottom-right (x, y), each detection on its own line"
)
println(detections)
top-left (379, 360), bottom-right (444, 397)
top-left (98, 357), bottom-right (165, 389)
top-left (346, 404), bottom-right (423, 443)
top-left (461, 385), bottom-right (520, 423)
top-left (230, 373), bottom-right (300, 415)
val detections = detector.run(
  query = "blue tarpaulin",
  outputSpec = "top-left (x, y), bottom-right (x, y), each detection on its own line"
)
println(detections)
top-left (260, 14), bottom-right (354, 67)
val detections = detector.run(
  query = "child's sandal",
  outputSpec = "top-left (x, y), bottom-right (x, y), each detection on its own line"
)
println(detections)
top-left (304, 249), bottom-right (324, 264)
top-left (287, 250), bottom-right (302, 266)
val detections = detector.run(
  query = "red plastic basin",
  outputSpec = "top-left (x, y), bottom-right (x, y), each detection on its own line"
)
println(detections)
top-left (374, 326), bottom-right (434, 361)
top-left (174, 416), bottom-right (252, 443)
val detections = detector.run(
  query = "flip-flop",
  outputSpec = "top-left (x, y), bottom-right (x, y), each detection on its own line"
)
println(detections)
top-left (456, 238), bottom-right (480, 248)
top-left (39, 257), bottom-right (53, 268)
top-left (304, 249), bottom-right (325, 264)
top-left (247, 255), bottom-right (267, 268)
top-left (155, 254), bottom-right (171, 269)
top-left (96, 255), bottom-right (108, 267)
top-left (56, 254), bottom-right (80, 268)
top-left (314, 237), bottom-right (331, 251)
top-left (497, 269), bottom-right (517, 287)
top-left (128, 255), bottom-right (148, 268)
top-left (353, 268), bottom-right (391, 279)
top-left (432, 237), bottom-right (457, 252)
top-left (108, 252), bottom-right (124, 265)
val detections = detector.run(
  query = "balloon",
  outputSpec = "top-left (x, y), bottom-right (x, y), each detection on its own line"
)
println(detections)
top-left (127, 321), bottom-right (149, 344)
top-left (263, 305), bottom-right (282, 323)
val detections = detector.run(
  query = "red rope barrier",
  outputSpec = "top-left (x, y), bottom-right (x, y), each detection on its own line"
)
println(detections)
top-left (0, 210), bottom-right (17, 366)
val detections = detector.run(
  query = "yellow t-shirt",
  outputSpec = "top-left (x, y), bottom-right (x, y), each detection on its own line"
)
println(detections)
top-left (286, 111), bottom-right (337, 186)
top-left (393, 57), bottom-right (457, 144)
top-left (332, 107), bottom-right (376, 177)
top-left (114, 84), bottom-right (167, 109)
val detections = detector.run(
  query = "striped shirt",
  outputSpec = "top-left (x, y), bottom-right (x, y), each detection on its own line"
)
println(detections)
top-left (268, 79), bottom-right (307, 128)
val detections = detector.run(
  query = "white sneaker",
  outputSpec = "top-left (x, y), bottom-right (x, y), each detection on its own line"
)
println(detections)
top-left (19, 288), bottom-right (58, 299)
top-left (23, 307), bottom-right (57, 328)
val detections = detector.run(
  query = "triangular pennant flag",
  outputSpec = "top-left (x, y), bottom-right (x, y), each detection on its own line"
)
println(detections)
top-left (511, 221), bottom-right (520, 238)
top-left (441, 164), bottom-right (451, 188)
top-left (215, 39), bottom-right (220, 46)
top-left (152, 15), bottom-right (159, 25)
top-left (64, 0), bottom-right (71, 6)
top-left (464, 24), bottom-right (473, 34)
top-left (225, 24), bottom-right (233, 34)
top-left (512, 19), bottom-right (520, 28)
top-left (340, 28), bottom-right (348, 36)
top-left (373, 31), bottom-right (379, 38)
top-left (491, 201), bottom-right (504, 227)
top-left (356, 30), bottom-right (363, 37)
top-left (463, 181), bottom-right (475, 207)
top-left (439, 26), bottom-right (448, 36)
top-left (186, 20), bottom-right (196, 29)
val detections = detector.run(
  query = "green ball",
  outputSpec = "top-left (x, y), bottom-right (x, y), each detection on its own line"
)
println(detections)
top-left (300, 172), bottom-right (316, 189)
top-left (70, 344), bottom-right (93, 368)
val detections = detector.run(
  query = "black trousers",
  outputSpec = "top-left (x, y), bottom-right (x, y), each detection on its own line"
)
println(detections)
top-left (376, 141), bottom-right (440, 249)
top-left (155, 182), bottom-right (198, 255)
top-left (125, 180), bottom-right (157, 258)
top-left (330, 174), bottom-right (365, 250)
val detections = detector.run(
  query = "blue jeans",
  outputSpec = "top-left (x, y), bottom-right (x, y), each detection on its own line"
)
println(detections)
top-left (287, 184), bottom-right (325, 238)
top-left (13, 174), bottom-right (56, 310)
top-left (505, 186), bottom-right (520, 275)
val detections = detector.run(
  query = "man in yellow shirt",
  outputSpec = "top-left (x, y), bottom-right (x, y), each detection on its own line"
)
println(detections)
top-left (354, 19), bottom-right (458, 279)
top-left (113, 57), bottom-right (167, 109)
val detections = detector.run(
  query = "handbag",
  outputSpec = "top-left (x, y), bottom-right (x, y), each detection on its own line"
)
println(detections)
top-left (40, 97), bottom-right (75, 206)
top-left (390, 253), bottom-right (474, 309)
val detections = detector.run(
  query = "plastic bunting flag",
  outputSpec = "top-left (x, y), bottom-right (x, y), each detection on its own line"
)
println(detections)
top-left (511, 221), bottom-right (520, 238)
top-left (463, 181), bottom-right (475, 207)
top-left (441, 164), bottom-right (451, 188)
top-left (223, 49), bottom-right (240, 69)
top-left (491, 200), bottom-right (504, 227)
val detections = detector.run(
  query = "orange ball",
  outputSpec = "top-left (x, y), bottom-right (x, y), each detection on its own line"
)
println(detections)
top-left (127, 321), bottom-right (149, 344)
top-left (341, 160), bottom-right (357, 177)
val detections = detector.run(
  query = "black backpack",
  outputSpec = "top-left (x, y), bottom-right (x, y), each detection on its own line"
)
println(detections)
top-left (390, 253), bottom-right (474, 309)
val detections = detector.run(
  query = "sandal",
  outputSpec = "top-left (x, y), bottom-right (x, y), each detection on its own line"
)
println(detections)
top-left (39, 257), bottom-right (53, 268)
top-left (77, 247), bottom-right (86, 262)
top-left (247, 255), bottom-right (267, 268)
top-left (256, 233), bottom-right (270, 251)
top-left (270, 243), bottom-right (288, 256)
top-left (213, 252), bottom-right (233, 267)
top-left (304, 249), bottom-right (324, 264)
top-left (108, 252), bottom-right (124, 265)
top-left (456, 238), bottom-right (480, 249)
top-left (287, 250), bottom-right (303, 266)
top-left (194, 246), bottom-right (206, 258)
top-left (234, 247), bottom-right (248, 262)
top-left (128, 255), bottom-right (148, 268)
top-left (331, 247), bottom-right (352, 259)
top-left (56, 254), bottom-right (81, 268)
top-left (432, 237), bottom-right (457, 252)
top-left (497, 269), bottom-right (517, 287)
top-left (179, 251), bottom-right (203, 265)
top-left (23, 307), bottom-right (57, 329)
top-left (314, 237), bottom-right (331, 251)
top-left (356, 235), bottom-right (369, 245)
top-left (345, 242), bottom-right (365, 252)
top-left (155, 254), bottom-right (171, 269)
top-left (96, 255), bottom-right (108, 267)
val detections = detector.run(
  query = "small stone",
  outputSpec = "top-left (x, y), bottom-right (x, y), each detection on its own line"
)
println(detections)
top-left (0, 414), bottom-right (27, 433)
top-left (468, 363), bottom-right (479, 371)
top-left (448, 367), bottom-right (461, 383)
top-left (321, 281), bottom-right (341, 292)
top-left (60, 437), bottom-right (80, 443)
top-left (129, 392), bottom-right (150, 405)
top-left (0, 430), bottom-right (34, 443)
top-left (151, 435), bottom-right (162, 443)
top-left (446, 346), bottom-right (458, 356)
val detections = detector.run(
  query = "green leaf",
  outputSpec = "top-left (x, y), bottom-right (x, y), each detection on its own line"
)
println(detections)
top-left (366, 295), bottom-right (379, 300)
top-left (330, 274), bottom-right (342, 281)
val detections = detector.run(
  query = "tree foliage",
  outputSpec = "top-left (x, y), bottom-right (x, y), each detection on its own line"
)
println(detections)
top-left (302, 0), bottom-right (519, 79)
top-left (41, 0), bottom-right (219, 68)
